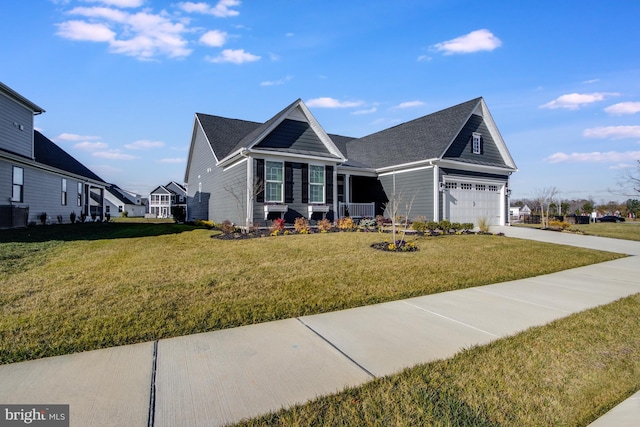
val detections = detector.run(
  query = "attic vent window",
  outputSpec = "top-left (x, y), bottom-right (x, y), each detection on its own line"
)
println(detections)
top-left (472, 132), bottom-right (482, 154)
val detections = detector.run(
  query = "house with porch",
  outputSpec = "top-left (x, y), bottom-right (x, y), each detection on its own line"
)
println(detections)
top-left (149, 181), bottom-right (187, 219)
top-left (184, 97), bottom-right (517, 228)
top-left (1, 82), bottom-right (106, 228)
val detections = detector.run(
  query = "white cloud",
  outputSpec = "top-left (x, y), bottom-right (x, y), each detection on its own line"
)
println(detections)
top-left (74, 141), bottom-right (109, 150)
top-left (393, 101), bottom-right (424, 109)
top-left (306, 97), bottom-right (365, 108)
top-left (56, 20), bottom-right (116, 42)
top-left (93, 150), bottom-right (138, 160)
top-left (583, 126), bottom-right (640, 139)
top-left (540, 92), bottom-right (619, 110)
top-left (200, 30), bottom-right (227, 47)
top-left (546, 151), bottom-right (640, 163)
top-left (82, 0), bottom-right (145, 7)
top-left (417, 55), bottom-right (432, 62)
top-left (432, 29), bottom-right (502, 55)
top-left (605, 102), bottom-right (640, 115)
top-left (285, 32), bottom-right (294, 37)
top-left (158, 158), bottom-right (185, 163)
top-left (352, 107), bottom-right (377, 115)
top-left (583, 78), bottom-right (600, 84)
top-left (124, 140), bottom-right (165, 150)
top-left (260, 75), bottom-right (292, 86)
top-left (55, 133), bottom-right (101, 141)
top-left (206, 49), bottom-right (260, 63)
top-left (178, 0), bottom-right (240, 17)
top-left (57, 6), bottom-right (193, 60)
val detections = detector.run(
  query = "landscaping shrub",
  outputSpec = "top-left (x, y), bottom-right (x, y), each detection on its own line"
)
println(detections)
top-left (270, 218), bottom-right (285, 235)
top-left (412, 221), bottom-right (427, 232)
top-left (294, 217), bottom-right (310, 234)
top-left (426, 221), bottom-right (439, 231)
top-left (220, 220), bottom-right (236, 235)
top-left (376, 215), bottom-right (391, 228)
top-left (359, 218), bottom-right (377, 230)
top-left (317, 218), bottom-right (332, 232)
top-left (439, 220), bottom-right (452, 234)
top-left (477, 216), bottom-right (490, 233)
top-left (38, 212), bottom-right (47, 225)
top-left (549, 220), bottom-right (571, 231)
top-left (337, 217), bottom-right (355, 231)
top-left (121, 210), bottom-right (129, 218)
top-left (194, 219), bottom-right (214, 229)
top-left (69, 211), bottom-right (76, 224)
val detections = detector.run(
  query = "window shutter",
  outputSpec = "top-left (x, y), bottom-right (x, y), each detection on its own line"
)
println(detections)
top-left (480, 136), bottom-right (484, 154)
top-left (256, 159), bottom-right (264, 202)
top-left (301, 163), bottom-right (309, 203)
top-left (469, 135), bottom-right (474, 153)
top-left (285, 162), bottom-right (294, 203)
top-left (325, 165), bottom-right (334, 204)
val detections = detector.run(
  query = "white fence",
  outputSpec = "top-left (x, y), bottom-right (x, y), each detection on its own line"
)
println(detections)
top-left (338, 202), bottom-right (375, 218)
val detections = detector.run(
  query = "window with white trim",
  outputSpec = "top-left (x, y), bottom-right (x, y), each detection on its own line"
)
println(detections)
top-left (61, 179), bottom-right (67, 205)
top-left (472, 132), bottom-right (482, 154)
top-left (265, 161), bottom-right (283, 202)
top-left (488, 185), bottom-right (498, 192)
top-left (77, 182), bottom-right (83, 206)
top-left (12, 166), bottom-right (23, 202)
top-left (461, 183), bottom-right (473, 190)
top-left (309, 165), bottom-right (325, 203)
top-left (476, 184), bottom-right (486, 191)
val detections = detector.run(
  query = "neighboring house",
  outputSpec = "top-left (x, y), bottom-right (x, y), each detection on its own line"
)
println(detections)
top-left (104, 184), bottom-right (146, 218)
top-left (1, 82), bottom-right (107, 228)
top-left (184, 97), bottom-right (517, 228)
top-left (148, 181), bottom-right (187, 219)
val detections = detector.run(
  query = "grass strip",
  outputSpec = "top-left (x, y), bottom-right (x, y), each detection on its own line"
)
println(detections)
top-left (235, 294), bottom-right (640, 426)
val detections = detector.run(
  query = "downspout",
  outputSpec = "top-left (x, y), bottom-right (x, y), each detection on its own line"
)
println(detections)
top-left (241, 149), bottom-right (252, 230)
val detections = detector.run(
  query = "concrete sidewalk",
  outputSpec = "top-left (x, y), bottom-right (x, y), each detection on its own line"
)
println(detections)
top-left (0, 229), bottom-right (639, 426)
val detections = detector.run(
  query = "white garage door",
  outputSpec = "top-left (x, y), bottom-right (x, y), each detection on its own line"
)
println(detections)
top-left (445, 181), bottom-right (502, 225)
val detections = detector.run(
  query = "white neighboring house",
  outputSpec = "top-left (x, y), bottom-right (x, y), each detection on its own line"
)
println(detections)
top-left (104, 184), bottom-right (146, 218)
top-left (1, 81), bottom-right (107, 228)
top-left (148, 181), bottom-right (187, 219)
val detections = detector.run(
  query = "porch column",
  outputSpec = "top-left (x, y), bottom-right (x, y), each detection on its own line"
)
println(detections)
top-left (433, 165), bottom-right (440, 222)
top-left (333, 167), bottom-right (339, 219)
top-left (344, 173), bottom-right (351, 204)
top-left (246, 156), bottom-right (253, 228)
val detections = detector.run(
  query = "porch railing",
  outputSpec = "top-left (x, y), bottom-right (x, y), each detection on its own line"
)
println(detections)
top-left (338, 202), bottom-right (375, 218)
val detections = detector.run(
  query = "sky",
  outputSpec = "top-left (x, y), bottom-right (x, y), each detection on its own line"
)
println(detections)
top-left (2, 0), bottom-right (639, 204)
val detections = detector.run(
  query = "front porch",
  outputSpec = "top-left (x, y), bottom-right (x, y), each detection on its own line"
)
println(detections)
top-left (338, 202), bottom-right (375, 219)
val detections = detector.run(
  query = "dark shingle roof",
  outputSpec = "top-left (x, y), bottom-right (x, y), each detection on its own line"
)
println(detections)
top-left (34, 130), bottom-right (105, 183)
top-left (196, 114), bottom-right (261, 160)
top-left (344, 98), bottom-right (482, 169)
top-left (195, 97), bottom-right (491, 170)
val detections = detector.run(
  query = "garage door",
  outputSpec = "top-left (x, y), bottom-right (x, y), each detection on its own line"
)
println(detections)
top-left (445, 181), bottom-right (502, 225)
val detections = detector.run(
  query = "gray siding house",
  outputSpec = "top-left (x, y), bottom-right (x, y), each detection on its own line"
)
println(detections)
top-left (184, 97), bottom-right (517, 228)
top-left (1, 82), bottom-right (107, 228)
top-left (104, 184), bottom-right (146, 218)
top-left (149, 181), bottom-right (187, 219)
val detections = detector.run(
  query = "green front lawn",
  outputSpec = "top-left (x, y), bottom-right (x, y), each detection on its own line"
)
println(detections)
top-left (0, 223), bottom-right (623, 364)
top-left (570, 221), bottom-right (640, 241)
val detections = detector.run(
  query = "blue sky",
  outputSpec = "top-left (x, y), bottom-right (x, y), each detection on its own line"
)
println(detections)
top-left (2, 0), bottom-right (639, 203)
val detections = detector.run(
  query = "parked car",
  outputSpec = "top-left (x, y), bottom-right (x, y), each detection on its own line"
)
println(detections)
top-left (597, 215), bottom-right (625, 223)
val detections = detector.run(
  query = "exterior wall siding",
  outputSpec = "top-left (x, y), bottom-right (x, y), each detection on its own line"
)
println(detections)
top-left (2, 160), bottom-right (88, 224)
top-left (186, 125), bottom-right (218, 222)
top-left (256, 119), bottom-right (331, 156)
top-left (443, 114), bottom-right (506, 166)
top-left (252, 159), bottom-right (336, 227)
top-left (378, 167), bottom-right (434, 221)
top-left (0, 94), bottom-right (34, 158)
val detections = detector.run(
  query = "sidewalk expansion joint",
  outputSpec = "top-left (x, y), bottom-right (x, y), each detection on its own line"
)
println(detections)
top-left (401, 301), bottom-right (501, 338)
top-left (147, 340), bottom-right (158, 427)
top-left (296, 318), bottom-right (377, 379)
top-left (472, 288), bottom-right (573, 314)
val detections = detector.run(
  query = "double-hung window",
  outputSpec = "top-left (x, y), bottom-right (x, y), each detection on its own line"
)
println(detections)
top-left (265, 161), bottom-right (283, 202)
top-left (77, 182), bottom-right (83, 206)
top-left (61, 179), bottom-right (67, 205)
top-left (472, 132), bottom-right (482, 154)
top-left (12, 166), bottom-right (24, 202)
top-left (309, 165), bottom-right (325, 203)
